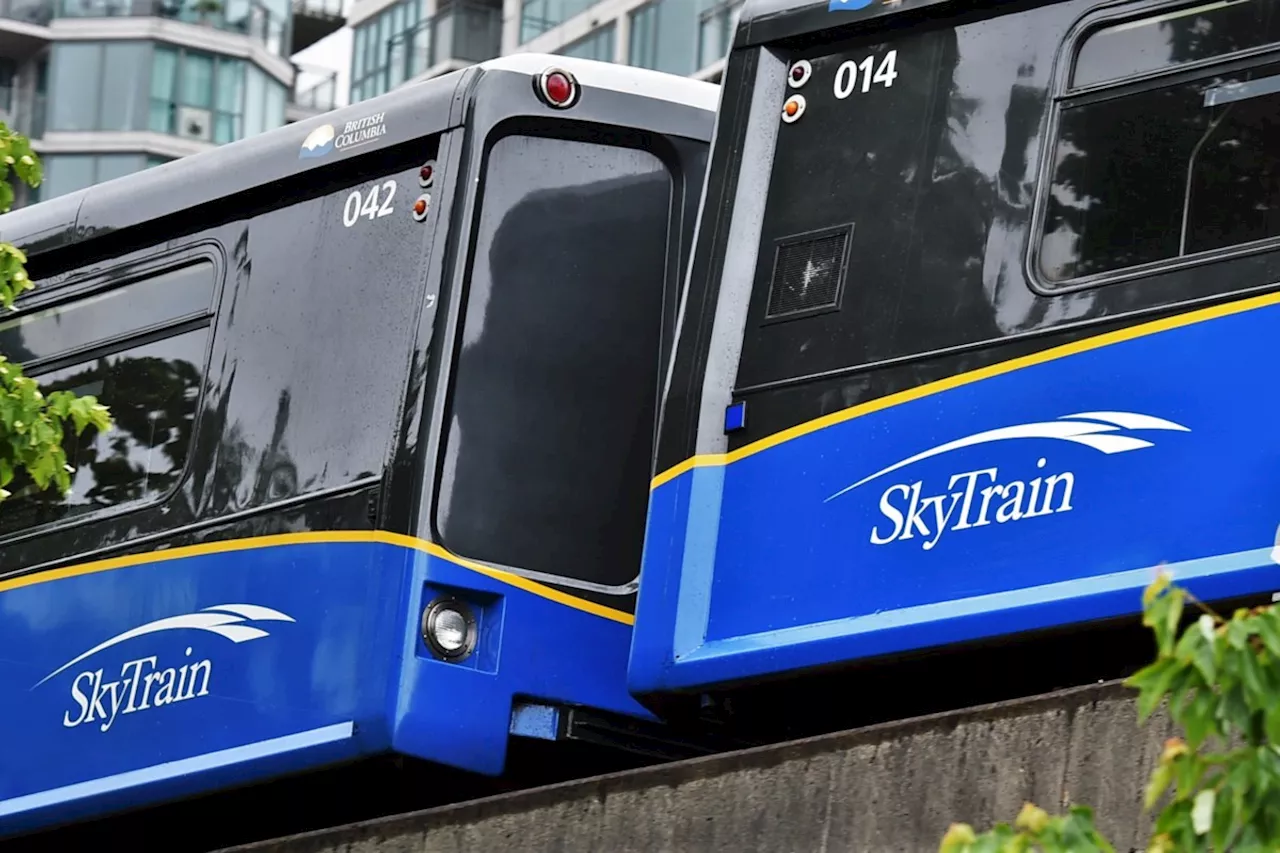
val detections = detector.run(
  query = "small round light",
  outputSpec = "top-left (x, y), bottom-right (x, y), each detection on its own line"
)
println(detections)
top-left (421, 597), bottom-right (477, 662)
top-left (546, 72), bottom-right (572, 103)
top-left (418, 160), bottom-right (436, 188)
top-left (412, 194), bottom-right (429, 221)
top-left (788, 60), bottom-right (812, 88)
top-left (782, 94), bottom-right (806, 123)
top-left (534, 67), bottom-right (579, 109)
top-left (433, 609), bottom-right (468, 651)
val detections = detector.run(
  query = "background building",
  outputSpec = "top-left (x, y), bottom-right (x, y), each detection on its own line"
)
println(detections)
top-left (0, 0), bottom-right (346, 205)
top-left (2, 0), bottom-right (739, 207)
top-left (346, 0), bottom-right (742, 105)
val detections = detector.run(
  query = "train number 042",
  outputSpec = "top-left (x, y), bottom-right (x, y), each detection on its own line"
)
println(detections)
top-left (343, 180), bottom-right (397, 227)
top-left (833, 50), bottom-right (898, 99)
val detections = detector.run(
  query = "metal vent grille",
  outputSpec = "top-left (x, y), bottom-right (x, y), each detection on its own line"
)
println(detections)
top-left (765, 228), bottom-right (849, 319)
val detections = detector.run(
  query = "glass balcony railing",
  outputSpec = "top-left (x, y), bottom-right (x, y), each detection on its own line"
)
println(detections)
top-left (291, 65), bottom-right (338, 111)
top-left (385, 1), bottom-right (500, 89)
top-left (0, 0), bottom-right (54, 25)
top-left (27, 0), bottom-right (292, 55)
top-left (291, 0), bottom-right (337, 19)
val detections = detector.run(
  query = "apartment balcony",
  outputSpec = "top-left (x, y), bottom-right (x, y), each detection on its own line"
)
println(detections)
top-left (290, 0), bottom-right (341, 54)
top-left (49, 0), bottom-right (293, 54)
top-left (0, 0), bottom-right (53, 61)
top-left (385, 0), bottom-right (499, 87)
top-left (0, 0), bottom-right (328, 58)
top-left (287, 61), bottom-right (336, 121)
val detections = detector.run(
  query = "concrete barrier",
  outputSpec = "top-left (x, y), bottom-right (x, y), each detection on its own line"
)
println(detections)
top-left (219, 681), bottom-right (1172, 853)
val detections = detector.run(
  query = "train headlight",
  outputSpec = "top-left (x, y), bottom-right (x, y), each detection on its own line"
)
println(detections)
top-left (422, 597), bottom-right (477, 661)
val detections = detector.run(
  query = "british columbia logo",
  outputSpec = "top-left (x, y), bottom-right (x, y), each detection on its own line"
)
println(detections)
top-left (299, 112), bottom-right (387, 159)
top-left (37, 604), bottom-right (294, 732)
top-left (824, 411), bottom-right (1190, 551)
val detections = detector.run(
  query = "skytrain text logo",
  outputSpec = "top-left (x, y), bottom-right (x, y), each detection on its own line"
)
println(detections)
top-left (37, 604), bottom-right (295, 733)
top-left (824, 411), bottom-right (1190, 551)
top-left (828, 0), bottom-right (876, 10)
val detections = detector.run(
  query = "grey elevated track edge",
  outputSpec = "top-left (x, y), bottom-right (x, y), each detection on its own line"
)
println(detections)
top-left (219, 681), bottom-right (1169, 853)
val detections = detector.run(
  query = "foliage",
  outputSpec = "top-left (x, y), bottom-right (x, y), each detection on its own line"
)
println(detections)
top-left (0, 123), bottom-right (112, 504)
top-left (940, 571), bottom-right (1280, 852)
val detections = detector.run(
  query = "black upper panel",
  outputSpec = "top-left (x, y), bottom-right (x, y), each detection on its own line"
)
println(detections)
top-left (654, 0), bottom-right (1280, 473)
top-left (735, 0), bottom-right (1280, 393)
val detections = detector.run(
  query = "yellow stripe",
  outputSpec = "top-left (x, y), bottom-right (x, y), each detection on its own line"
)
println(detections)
top-left (0, 531), bottom-right (634, 626)
top-left (651, 288), bottom-right (1280, 489)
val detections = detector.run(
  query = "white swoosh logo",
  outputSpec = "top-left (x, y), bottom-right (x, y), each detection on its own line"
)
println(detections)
top-left (34, 604), bottom-right (294, 687)
top-left (824, 411), bottom-right (1189, 502)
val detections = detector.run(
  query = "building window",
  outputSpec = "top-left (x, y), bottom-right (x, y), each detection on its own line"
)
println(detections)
top-left (519, 0), bottom-right (595, 43)
top-left (350, 0), bottom-right (500, 104)
top-left (151, 46), bottom-right (284, 143)
top-left (351, 0), bottom-right (420, 103)
top-left (0, 261), bottom-right (215, 537)
top-left (629, 0), bottom-right (699, 76)
top-left (40, 154), bottom-right (164, 200)
top-left (49, 42), bottom-right (151, 132)
top-left (0, 59), bottom-right (14, 114)
top-left (558, 22), bottom-right (614, 62)
top-left (696, 0), bottom-right (742, 70)
top-left (1037, 0), bottom-right (1280, 284)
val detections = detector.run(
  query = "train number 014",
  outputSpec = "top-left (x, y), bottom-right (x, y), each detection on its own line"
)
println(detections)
top-left (833, 50), bottom-right (898, 99)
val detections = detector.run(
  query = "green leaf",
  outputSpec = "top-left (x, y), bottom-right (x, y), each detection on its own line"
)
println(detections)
top-left (1183, 689), bottom-right (1218, 749)
top-left (1258, 611), bottom-right (1280, 660)
top-left (1129, 657), bottom-right (1182, 721)
top-left (1145, 763), bottom-right (1175, 811)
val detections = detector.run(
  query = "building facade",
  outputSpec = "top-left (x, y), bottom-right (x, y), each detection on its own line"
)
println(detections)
top-left (0, 0), bottom-right (345, 206)
top-left (346, 0), bottom-right (742, 105)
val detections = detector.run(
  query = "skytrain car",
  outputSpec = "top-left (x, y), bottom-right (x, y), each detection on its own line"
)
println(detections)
top-left (629, 0), bottom-right (1280, 723)
top-left (0, 54), bottom-right (717, 839)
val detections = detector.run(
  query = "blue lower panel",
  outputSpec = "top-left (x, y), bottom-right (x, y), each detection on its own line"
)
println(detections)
top-left (0, 540), bottom-right (405, 835)
top-left (1, 535), bottom-right (644, 835)
top-left (630, 295), bottom-right (1280, 693)
top-left (391, 552), bottom-right (650, 774)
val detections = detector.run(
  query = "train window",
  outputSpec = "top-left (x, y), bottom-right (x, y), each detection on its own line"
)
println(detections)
top-left (437, 132), bottom-right (672, 589)
top-left (0, 329), bottom-right (208, 536)
top-left (0, 263), bottom-right (213, 366)
top-left (1039, 58), bottom-right (1280, 283)
top-left (1072, 0), bottom-right (1280, 89)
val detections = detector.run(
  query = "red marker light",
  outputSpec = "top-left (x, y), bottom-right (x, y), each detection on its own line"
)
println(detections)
top-left (791, 66), bottom-right (804, 81)
top-left (545, 72), bottom-right (572, 104)
top-left (418, 159), bottom-right (437, 188)
top-left (534, 67), bottom-right (579, 109)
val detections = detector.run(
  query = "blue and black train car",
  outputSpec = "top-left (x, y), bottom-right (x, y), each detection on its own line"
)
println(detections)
top-left (631, 0), bottom-right (1280, 731)
top-left (0, 54), bottom-right (717, 841)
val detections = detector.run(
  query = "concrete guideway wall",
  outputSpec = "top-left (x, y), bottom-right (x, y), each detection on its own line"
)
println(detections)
top-left (219, 681), bottom-right (1172, 853)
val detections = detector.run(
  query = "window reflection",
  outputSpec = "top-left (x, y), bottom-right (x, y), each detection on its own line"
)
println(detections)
top-left (0, 331), bottom-right (207, 536)
top-left (0, 263), bottom-right (213, 364)
top-left (1073, 0), bottom-right (1280, 88)
top-left (1040, 63), bottom-right (1280, 281)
